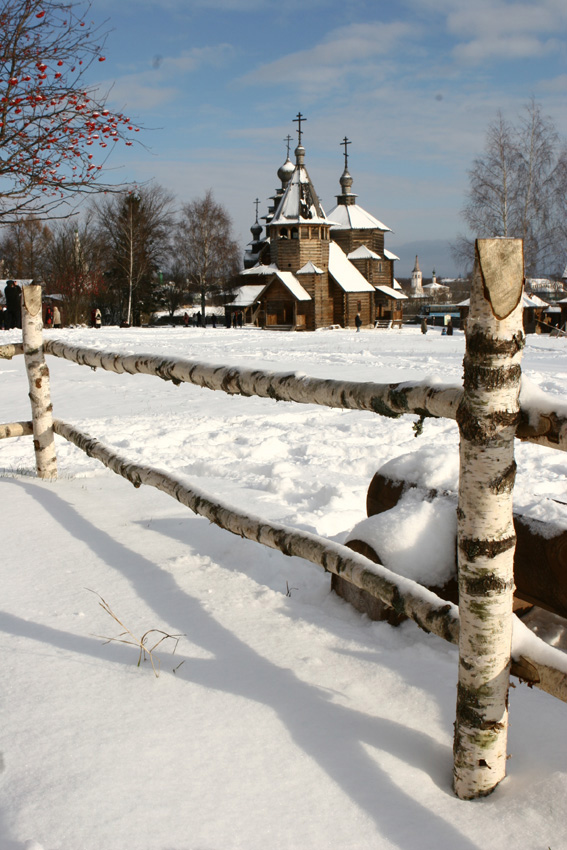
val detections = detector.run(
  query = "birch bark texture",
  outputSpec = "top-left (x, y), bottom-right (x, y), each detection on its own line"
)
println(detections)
top-left (453, 238), bottom-right (524, 799)
top-left (22, 285), bottom-right (57, 479)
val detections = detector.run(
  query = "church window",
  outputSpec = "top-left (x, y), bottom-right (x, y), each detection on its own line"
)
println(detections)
top-left (291, 227), bottom-right (299, 239)
top-left (280, 228), bottom-right (288, 239)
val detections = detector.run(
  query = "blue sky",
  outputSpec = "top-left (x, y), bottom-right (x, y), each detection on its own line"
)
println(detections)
top-left (87, 0), bottom-right (567, 277)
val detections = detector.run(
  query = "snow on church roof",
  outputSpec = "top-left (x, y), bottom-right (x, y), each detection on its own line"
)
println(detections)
top-left (328, 242), bottom-right (375, 293)
top-left (327, 203), bottom-right (391, 232)
top-left (297, 261), bottom-right (324, 274)
top-left (271, 271), bottom-right (312, 301)
top-left (240, 263), bottom-right (279, 276)
top-left (375, 284), bottom-right (407, 301)
top-left (227, 284), bottom-right (266, 307)
top-left (347, 245), bottom-right (381, 260)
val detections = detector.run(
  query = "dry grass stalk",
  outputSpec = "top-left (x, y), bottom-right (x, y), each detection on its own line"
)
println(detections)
top-left (88, 589), bottom-right (184, 677)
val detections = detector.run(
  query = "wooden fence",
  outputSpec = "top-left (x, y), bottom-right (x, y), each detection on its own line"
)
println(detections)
top-left (1, 240), bottom-right (566, 801)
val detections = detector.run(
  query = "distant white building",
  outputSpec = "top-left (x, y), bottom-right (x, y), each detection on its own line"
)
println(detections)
top-left (411, 255), bottom-right (423, 295)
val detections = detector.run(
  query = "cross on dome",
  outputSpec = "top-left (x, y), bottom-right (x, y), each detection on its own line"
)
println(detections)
top-left (293, 112), bottom-right (306, 145)
top-left (341, 136), bottom-right (351, 169)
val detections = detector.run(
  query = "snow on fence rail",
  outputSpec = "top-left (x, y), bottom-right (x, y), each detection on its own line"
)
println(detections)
top-left (1, 339), bottom-right (565, 452)
top-left (1, 241), bottom-right (566, 801)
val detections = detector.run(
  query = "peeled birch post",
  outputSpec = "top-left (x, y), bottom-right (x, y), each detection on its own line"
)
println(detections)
top-left (22, 285), bottom-right (57, 479)
top-left (453, 238), bottom-right (524, 799)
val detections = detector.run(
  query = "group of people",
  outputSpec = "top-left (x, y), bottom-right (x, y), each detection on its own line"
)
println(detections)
top-left (183, 310), bottom-right (218, 328)
top-left (44, 303), bottom-right (62, 329)
top-left (1, 280), bottom-right (65, 330)
top-left (1, 280), bottom-right (22, 329)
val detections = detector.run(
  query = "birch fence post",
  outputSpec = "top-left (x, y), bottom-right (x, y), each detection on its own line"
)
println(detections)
top-left (453, 238), bottom-right (524, 799)
top-left (22, 285), bottom-right (58, 479)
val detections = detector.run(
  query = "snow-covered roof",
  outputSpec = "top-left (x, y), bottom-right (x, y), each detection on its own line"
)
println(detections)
top-left (375, 284), bottom-right (408, 301)
top-left (297, 261), bottom-right (324, 275)
top-left (327, 203), bottom-right (391, 232)
top-left (347, 245), bottom-right (381, 260)
top-left (423, 281), bottom-right (449, 290)
top-left (240, 263), bottom-right (279, 276)
top-left (392, 279), bottom-right (402, 291)
top-left (269, 271), bottom-right (312, 301)
top-left (529, 294), bottom-right (550, 307)
top-left (270, 164), bottom-right (332, 226)
top-left (328, 242), bottom-right (375, 293)
top-left (227, 284), bottom-right (266, 307)
top-left (383, 249), bottom-right (400, 261)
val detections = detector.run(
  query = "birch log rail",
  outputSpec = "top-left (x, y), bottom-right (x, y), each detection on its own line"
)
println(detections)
top-left (2, 339), bottom-right (565, 451)
top-left (49, 417), bottom-right (567, 704)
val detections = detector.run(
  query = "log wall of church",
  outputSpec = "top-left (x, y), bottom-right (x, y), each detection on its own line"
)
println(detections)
top-left (331, 229), bottom-right (386, 257)
top-left (271, 236), bottom-right (330, 273)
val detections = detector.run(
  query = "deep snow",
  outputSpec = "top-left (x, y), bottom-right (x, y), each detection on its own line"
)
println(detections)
top-left (0, 324), bottom-right (566, 850)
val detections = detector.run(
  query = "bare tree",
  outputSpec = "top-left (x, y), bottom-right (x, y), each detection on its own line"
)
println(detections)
top-left (153, 261), bottom-right (191, 319)
top-left (43, 215), bottom-right (104, 323)
top-left (0, 214), bottom-right (52, 278)
top-left (176, 190), bottom-right (240, 325)
top-left (455, 100), bottom-right (566, 276)
top-left (0, 0), bottom-right (139, 220)
top-left (94, 184), bottom-right (175, 325)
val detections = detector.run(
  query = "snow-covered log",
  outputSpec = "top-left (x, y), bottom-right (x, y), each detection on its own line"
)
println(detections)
top-left (22, 285), bottom-right (57, 480)
top-left (453, 239), bottom-right (524, 800)
top-left (43, 338), bottom-right (461, 421)
top-left (41, 339), bottom-right (567, 451)
top-left (51, 417), bottom-right (567, 704)
top-left (0, 342), bottom-right (24, 359)
top-left (0, 421), bottom-right (33, 439)
top-left (52, 417), bottom-right (459, 640)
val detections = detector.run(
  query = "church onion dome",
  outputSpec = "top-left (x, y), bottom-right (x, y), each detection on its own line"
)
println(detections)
top-left (278, 155), bottom-right (294, 189)
top-left (339, 166), bottom-right (355, 198)
top-left (250, 219), bottom-right (262, 241)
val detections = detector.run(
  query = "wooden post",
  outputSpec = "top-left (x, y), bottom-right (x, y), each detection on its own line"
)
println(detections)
top-left (22, 285), bottom-right (57, 479)
top-left (453, 239), bottom-right (524, 799)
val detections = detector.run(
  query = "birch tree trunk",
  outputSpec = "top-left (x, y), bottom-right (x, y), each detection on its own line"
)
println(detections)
top-left (22, 285), bottom-right (57, 479)
top-left (453, 238), bottom-right (524, 799)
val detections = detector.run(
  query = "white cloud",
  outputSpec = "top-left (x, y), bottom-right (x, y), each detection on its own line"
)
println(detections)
top-left (404, 0), bottom-right (566, 63)
top-left (237, 21), bottom-right (415, 95)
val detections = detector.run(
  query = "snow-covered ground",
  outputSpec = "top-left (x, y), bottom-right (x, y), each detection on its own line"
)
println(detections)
top-left (1, 324), bottom-right (566, 850)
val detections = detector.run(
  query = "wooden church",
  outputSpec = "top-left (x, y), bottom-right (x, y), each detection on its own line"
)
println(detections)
top-left (230, 115), bottom-right (406, 331)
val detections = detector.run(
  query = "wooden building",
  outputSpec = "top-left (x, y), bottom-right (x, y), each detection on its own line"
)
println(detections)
top-left (230, 120), bottom-right (406, 331)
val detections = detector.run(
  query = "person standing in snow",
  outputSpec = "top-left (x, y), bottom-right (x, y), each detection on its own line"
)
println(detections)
top-left (421, 316), bottom-right (428, 334)
top-left (4, 280), bottom-right (22, 329)
top-left (53, 305), bottom-right (62, 328)
top-left (355, 313), bottom-right (362, 332)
